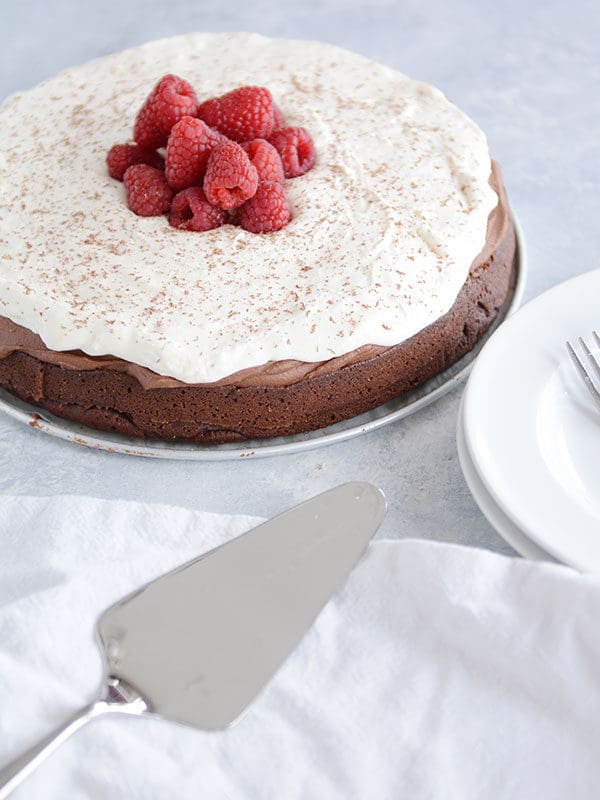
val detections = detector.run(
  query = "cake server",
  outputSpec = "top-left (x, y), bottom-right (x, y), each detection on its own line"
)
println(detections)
top-left (0, 481), bottom-right (386, 798)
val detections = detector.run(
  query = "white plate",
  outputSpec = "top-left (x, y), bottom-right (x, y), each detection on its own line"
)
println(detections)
top-left (0, 221), bottom-right (526, 461)
top-left (463, 269), bottom-right (600, 573)
top-left (457, 398), bottom-right (555, 562)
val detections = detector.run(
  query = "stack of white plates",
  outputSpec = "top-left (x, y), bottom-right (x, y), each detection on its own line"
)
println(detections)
top-left (458, 269), bottom-right (600, 573)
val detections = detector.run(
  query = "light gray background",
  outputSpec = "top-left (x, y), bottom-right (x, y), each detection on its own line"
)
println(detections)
top-left (1, 0), bottom-right (599, 553)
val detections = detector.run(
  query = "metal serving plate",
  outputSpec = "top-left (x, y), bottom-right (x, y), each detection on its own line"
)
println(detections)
top-left (0, 220), bottom-right (526, 461)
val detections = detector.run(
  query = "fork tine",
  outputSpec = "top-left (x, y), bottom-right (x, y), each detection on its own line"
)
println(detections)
top-left (578, 336), bottom-right (600, 384)
top-left (567, 340), bottom-right (600, 413)
top-left (593, 330), bottom-right (600, 351)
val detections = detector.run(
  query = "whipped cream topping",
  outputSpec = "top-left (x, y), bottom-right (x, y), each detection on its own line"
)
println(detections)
top-left (0, 33), bottom-right (498, 384)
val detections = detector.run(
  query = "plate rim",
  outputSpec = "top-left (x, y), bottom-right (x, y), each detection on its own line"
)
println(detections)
top-left (463, 267), bottom-right (600, 572)
top-left (456, 397), bottom-right (555, 563)
top-left (0, 217), bottom-right (527, 461)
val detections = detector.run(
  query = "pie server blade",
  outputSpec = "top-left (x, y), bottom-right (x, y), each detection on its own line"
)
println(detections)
top-left (0, 481), bottom-right (386, 797)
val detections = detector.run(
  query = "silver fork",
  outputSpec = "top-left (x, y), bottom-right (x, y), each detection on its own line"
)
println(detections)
top-left (566, 331), bottom-right (600, 413)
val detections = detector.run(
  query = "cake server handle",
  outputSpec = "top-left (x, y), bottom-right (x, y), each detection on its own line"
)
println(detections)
top-left (0, 684), bottom-right (147, 798)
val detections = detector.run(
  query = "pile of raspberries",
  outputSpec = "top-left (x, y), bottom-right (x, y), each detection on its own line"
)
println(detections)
top-left (106, 75), bottom-right (316, 234)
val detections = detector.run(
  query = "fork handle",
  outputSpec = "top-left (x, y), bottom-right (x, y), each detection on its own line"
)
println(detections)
top-left (0, 696), bottom-right (146, 799)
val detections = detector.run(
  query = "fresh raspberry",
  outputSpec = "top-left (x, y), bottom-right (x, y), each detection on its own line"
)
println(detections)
top-left (272, 103), bottom-right (285, 132)
top-left (238, 181), bottom-right (291, 233)
top-left (106, 143), bottom-right (164, 181)
top-left (197, 86), bottom-right (275, 143)
top-left (165, 117), bottom-right (225, 190)
top-left (169, 187), bottom-right (226, 232)
top-left (133, 74), bottom-right (198, 150)
top-left (123, 164), bottom-right (174, 216)
top-left (268, 126), bottom-right (317, 178)
top-left (242, 139), bottom-right (284, 184)
top-left (203, 141), bottom-right (259, 210)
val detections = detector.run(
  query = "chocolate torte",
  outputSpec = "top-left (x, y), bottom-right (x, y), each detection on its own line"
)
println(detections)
top-left (0, 34), bottom-right (516, 443)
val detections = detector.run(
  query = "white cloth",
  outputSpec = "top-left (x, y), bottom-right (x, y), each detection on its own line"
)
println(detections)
top-left (1, 495), bottom-right (599, 800)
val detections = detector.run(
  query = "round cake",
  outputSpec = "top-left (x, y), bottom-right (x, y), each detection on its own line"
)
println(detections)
top-left (0, 33), bottom-right (516, 443)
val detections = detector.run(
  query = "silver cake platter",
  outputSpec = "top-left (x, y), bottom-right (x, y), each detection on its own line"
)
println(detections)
top-left (0, 219), bottom-right (526, 461)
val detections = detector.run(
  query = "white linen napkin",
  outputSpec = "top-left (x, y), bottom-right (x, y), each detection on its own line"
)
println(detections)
top-left (1, 495), bottom-right (599, 800)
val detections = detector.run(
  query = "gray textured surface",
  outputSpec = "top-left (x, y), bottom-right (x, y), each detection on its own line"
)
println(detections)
top-left (1, 0), bottom-right (599, 553)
